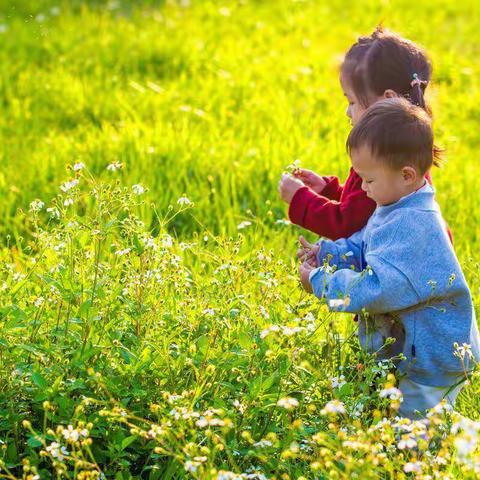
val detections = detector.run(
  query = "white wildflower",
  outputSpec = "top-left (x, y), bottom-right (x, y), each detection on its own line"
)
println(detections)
top-left (454, 435), bottom-right (478, 460)
top-left (195, 417), bottom-right (209, 428)
top-left (253, 440), bottom-right (273, 448)
top-left (34, 297), bottom-right (45, 308)
top-left (427, 400), bottom-right (453, 417)
top-left (320, 400), bottom-right (346, 415)
top-left (260, 325), bottom-right (280, 339)
top-left (217, 472), bottom-right (242, 480)
top-left (73, 162), bottom-right (85, 171)
top-left (132, 184), bottom-right (145, 195)
top-left (397, 437), bottom-right (417, 450)
top-left (177, 196), bottom-right (192, 206)
top-left (404, 461), bottom-right (422, 473)
top-left (29, 199), bottom-right (45, 212)
top-left (46, 207), bottom-right (60, 219)
top-left (107, 161), bottom-right (122, 171)
top-left (328, 299), bottom-right (345, 308)
top-left (237, 221), bottom-right (252, 230)
top-left (259, 305), bottom-right (270, 319)
top-left (60, 179), bottom-right (79, 192)
top-left (380, 387), bottom-right (403, 401)
top-left (233, 400), bottom-right (245, 414)
top-left (46, 442), bottom-right (69, 461)
top-left (184, 460), bottom-right (200, 473)
top-left (62, 425), bottom-right (80, 442)
top-left (277, 397), bottom-right (299, 410)
top-left (330, 375), bottom-right (346, 389)
top-left (161, 234), bottom-right (173, 248)
top-left (282, 326), bottom-right (304, 336)
top-left (286, 159), bottom-right (301, 173)
top-left (454, 342), bottom-right (474, 360)
top-left (451, 415), bottom-right (480, 436)
top-left (147, 425), bottom-right (165, 439)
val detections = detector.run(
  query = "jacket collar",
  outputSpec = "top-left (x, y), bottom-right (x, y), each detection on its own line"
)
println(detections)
top-left (374, 182), bottom-right (437, 218)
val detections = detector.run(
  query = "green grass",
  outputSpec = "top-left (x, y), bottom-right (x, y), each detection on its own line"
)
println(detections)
top-left (0, 0), bottom-right (480, 478)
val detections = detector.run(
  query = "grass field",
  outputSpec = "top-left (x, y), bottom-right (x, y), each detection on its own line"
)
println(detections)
top-left (1, 0), bottom-right (480, 478)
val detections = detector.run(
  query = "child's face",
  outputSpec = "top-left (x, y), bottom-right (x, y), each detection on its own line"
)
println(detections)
top-left (350, 145), bottom-right (419, 206)
top-left (340, 74), bottom-right (384, 126)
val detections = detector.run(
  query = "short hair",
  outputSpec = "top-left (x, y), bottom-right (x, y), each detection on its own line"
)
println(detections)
top-left (346, 98), bottom-right (441, 173)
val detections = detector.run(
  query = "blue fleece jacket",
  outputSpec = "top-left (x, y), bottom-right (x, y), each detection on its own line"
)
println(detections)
top-left (309, 183), bottom-right (480, 387)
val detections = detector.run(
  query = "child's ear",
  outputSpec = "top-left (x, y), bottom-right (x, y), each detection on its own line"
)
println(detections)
top-left (383, 89), bottom-right (399, 99)
top-left (402, 166), bottom-right (418, 184)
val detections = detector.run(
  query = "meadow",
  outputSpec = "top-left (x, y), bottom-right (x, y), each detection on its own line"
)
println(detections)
top-left (0, 0), bottom-right (480, 478)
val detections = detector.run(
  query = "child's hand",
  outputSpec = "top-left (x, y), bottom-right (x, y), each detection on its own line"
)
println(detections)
top-left (293, 169), bottom-right (327, 194)
top-left (299, 261), bottom-right (314, 293)
top-left (297, 236), bottom-right (319, 267)
top-left (278, 174), bottom-right (304, 204)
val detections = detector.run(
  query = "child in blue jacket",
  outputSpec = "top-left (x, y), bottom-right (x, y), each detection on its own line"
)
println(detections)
top-left (299, 98), bottom-right (480, 419)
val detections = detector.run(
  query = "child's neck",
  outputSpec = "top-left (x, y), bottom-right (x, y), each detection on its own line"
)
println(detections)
top-left (410, 176), bottom-right (427, 194)
top-left (379, 177), bottom-right (427, 207)
top-left (398, 176), bottom-right (427, 200)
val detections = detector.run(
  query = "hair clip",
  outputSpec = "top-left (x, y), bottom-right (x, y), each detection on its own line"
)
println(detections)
top-left (411, 72), bottom-right (427, 88)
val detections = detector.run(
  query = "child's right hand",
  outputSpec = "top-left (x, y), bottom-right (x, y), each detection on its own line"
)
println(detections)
top-left (293, 169), bottom-right (327, 194)
top-left (297, 236), bottom-right (320, 267)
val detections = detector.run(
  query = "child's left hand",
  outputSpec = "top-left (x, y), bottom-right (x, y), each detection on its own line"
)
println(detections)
top-left (278, 174), bottom-right (304, 204)
top-left (297, 236), bottom-right (319, 267)
top-left (299, 261), bottom-right (314, 293)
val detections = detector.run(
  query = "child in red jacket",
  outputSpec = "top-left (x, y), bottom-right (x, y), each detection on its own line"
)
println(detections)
top-left (279, 27), bottom-right (439, 240)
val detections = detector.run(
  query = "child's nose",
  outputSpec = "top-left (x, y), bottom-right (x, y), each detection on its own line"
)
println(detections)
top-left (361, 180), bottom-right (368, 191)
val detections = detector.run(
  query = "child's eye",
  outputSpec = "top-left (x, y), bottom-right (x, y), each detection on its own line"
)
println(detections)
top-left (366, 180), bottom-right (373, 184)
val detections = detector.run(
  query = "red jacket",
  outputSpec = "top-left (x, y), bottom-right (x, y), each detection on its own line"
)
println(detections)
top-left (288, 169), bottom-right (450, 241)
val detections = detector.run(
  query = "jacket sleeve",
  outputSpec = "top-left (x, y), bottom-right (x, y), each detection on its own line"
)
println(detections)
top-left (320, 176), bottom-right (343, 201)
top-left (309, 253), bottom-right (421, 314)
top-left (288, 186), bottom-right (376, 240)
top-left (315, 228), bottom-right (365, 271)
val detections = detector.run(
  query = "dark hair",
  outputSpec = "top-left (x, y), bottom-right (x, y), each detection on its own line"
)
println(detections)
top-left (341, 26), bottom-right (432, 114)
top-left (346, 98), bottom-right (442, 172)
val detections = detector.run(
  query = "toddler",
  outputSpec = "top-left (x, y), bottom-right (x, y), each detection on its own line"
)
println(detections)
top-left (299, 98), bottom-right (479, 418)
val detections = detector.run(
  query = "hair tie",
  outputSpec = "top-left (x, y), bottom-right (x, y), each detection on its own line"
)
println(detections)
top-left (411, 73), bottom-right (428, 90)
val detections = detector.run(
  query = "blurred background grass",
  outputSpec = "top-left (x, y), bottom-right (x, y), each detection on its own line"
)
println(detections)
top-left (0, 0), bottom-right (479, 261)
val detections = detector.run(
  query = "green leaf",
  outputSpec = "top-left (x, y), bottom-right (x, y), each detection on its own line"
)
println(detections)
top-left (27, 435), bottom-right (43, 448)
top-left (79, 300), bottom-right (92, 317)
top-left (31, 371), bottom-right (48, 389)
top-left (261, 372), bottom-right (279, 392)
top-left (196, 335), bottom-right (208, 355)
top-left (237, 332), bottom-right (250, 349)
top-left (120, 435), bottom-right (138, 451)
top-left (6, 442), bottom-right (17, 463)
top-left (132, 234), bottom-right (144, 255)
